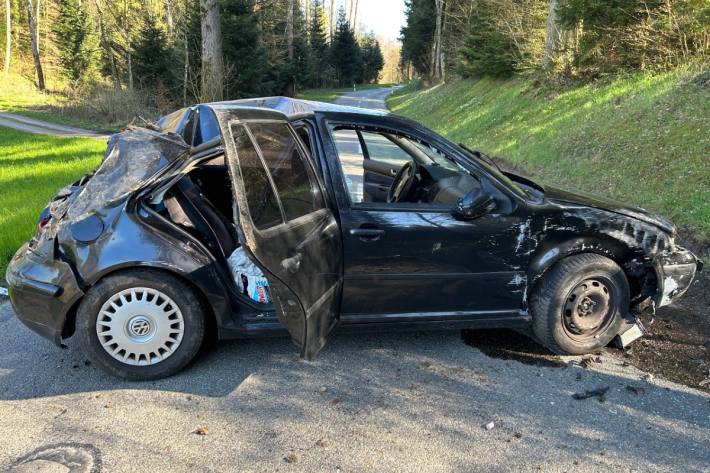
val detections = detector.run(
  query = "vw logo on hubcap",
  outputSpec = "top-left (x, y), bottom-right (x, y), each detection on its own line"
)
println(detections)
top-left (128, 316), bottom-right (152, 337)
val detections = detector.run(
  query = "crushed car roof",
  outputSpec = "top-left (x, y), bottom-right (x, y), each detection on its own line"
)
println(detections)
top-left (211, 96), bottom-right (389, 118)
top-left (157, 96), bottom-right (388, 147)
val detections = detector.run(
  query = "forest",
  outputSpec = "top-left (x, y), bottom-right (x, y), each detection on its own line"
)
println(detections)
top-left (1, 0), bottom-right (386, 116)
top-left (400, 0), bottom-right (708, 84)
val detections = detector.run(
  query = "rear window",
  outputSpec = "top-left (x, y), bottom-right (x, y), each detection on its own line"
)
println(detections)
top-left (248, 122), bottom-right (324, 221)
top-left (231, 124), bottom-right (283, 230)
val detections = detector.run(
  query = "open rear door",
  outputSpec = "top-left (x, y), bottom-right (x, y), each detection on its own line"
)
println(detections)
top-left (218, 108), bottom-right (342, 359)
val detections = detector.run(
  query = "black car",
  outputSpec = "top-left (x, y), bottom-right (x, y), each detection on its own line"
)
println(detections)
top-left (6, 97), bottom-right (702, 379)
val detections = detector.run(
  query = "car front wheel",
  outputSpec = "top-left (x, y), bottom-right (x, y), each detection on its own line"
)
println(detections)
top-left (530, 253), bottom-right (629, 355)
top-left (76, 269), bottom-right (206, 380)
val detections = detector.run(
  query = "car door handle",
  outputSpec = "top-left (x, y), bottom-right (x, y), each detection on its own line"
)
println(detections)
top-left (350, 228), bottom-right (385, 241)
top-left (281, 253), bottom-right (302, 273)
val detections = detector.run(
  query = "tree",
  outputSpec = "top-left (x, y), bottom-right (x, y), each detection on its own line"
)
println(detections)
top-left (543, 0), bottom-right (561, 69)
top-left (132, 11), bottom-right (177, 93)
top-left (25, 0), bottom-right (44, 90)
top-left (221, 0), bottom-right (266, 98)
top-left (308, 0), bottom-right (329, 87)
top-left (53, 0), bottom-right (100, 85)
top-left (400, 0), bottom-right (435, 77)
top-left (4, 0), bottom-right (11, 73)
top-left (431, 0), bottom-right (444, 81)
top-left (200, 0), bottom-right (224, 101)
top-left (360, 33), bottom-right (384, 83)
top-left (330, 7), bottom-right (361, 85)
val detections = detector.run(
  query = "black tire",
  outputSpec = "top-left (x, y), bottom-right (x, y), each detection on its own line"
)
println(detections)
top-left (76, 269), bottom-right (206, 380)
top-left (530, 253), bottom-right (629, 355)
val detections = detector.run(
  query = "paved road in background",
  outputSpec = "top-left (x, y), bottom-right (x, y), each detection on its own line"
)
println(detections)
top-left (334, 86), bottom-right (398, 111)
top-left (1, 88), bottom-right (708, 472)
top-left (0, 112), bottom-right (111, 138)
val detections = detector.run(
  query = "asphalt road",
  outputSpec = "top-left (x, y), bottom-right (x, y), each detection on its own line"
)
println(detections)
top-left (0, 112), bottom-right (111, 138)
top-left (1, 300), bottom-right (709, 473)
top-left (334, 87), bottom-right (398, 111)
top-left (1, 88), bottom-right (708, 472)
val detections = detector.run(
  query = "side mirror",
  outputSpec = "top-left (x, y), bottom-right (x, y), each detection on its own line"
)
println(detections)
top-left (453, 188), bottom-right (496, 220)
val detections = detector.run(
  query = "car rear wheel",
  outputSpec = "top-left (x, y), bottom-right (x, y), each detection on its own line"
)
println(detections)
top-left (530, 253), bottom-right (629, 355)
top-left (76, 269), bottom-right (205, 380)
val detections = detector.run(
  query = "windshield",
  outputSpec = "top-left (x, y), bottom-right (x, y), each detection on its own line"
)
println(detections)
top-left (456, 145), bottom-right (529, 199)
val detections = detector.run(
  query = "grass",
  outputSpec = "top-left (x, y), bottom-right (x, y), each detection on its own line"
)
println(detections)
top-left (0, 74), bottom-right (118, 132)
top-left (389, 66), bottom-right (710, 244)
top-left (0, 127), bottom-right (104, 277)
top-left (297, 83), bottom-right (395, 103)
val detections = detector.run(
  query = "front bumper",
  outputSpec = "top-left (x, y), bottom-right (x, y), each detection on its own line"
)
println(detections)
top-left (6, 242), bottom-right (84, 345)
top-left (654, 248), bottom-right (702, 307)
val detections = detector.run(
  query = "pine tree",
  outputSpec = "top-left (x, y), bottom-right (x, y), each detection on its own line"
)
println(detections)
top-left (330, 7), bottom-right (361, 86)
top-left (399, 0), bottom-right (435, 77)
top-left (221, 0), bottom-right (267, 98)
top-left (308, 0), bottom-right (329, 87)
top-left (52, 0), bottom-right (99, 85)
top-left (132, 11), bottom-right (177, 92)
top-left (360, 33), bottom-right (384, 83)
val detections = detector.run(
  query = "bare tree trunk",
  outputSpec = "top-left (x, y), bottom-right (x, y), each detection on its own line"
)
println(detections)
top-left (287, 0), bottom-right (294, 60)
top-left (4, 0), bottom-right (11, 73)
top-left (543, 0), bottom-right (561, 69)
top-left (35, 0), bottom-right (40, 51)
top-left (183, 33), bottom-right (189, 106)
top-left (431, 0), bottom-right (444, 81)
top-left (285, 0), bottom-right (295, 96)
top-left (164, 0), bottom-right (174, 39)
top-left (95, 1), bottom-right (121, 90)
top-left (347, 0), bottom-right (353, 26)
top-left (352, 0), bottom-right (358, 32)
top-left (329, 0), bottom-right (334, 42)
top-left (128, 53), bottom-right (133, 90)
top-left (200, 0), bottom-right (224, 102)
top-left (25, 0), bottom-right (45, 90)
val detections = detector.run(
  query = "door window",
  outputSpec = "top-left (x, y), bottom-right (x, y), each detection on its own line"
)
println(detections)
top-left (249, 122), bottom-right (325, 222)
top-left (232, 124), bottom-right (283, 230)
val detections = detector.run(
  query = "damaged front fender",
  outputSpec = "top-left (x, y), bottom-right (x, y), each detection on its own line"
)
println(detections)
top-left (653, 248), bottom-right (702, 307)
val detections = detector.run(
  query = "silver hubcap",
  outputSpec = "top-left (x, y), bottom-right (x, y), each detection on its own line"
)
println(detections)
top-left (96, 287), bottom-right (185, 366)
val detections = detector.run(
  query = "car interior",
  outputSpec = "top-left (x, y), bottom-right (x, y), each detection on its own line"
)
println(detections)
top-left (328, 125), bottom-right (481, 206)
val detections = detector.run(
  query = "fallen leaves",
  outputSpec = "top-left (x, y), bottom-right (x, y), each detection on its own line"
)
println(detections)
top-left (193, 426), bottom-right (209, 436)
top-left (572, 386), bottom-right (609, 402)
top-left (285, 453), bottom-right (298, 463)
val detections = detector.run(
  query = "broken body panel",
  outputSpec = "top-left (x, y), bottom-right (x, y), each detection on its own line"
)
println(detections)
top-left (6, 98), bottom-right (701, 359)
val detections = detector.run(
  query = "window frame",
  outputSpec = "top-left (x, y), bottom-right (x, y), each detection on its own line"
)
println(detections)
top-left (325, 121), bottom-right (469, 212)
top-left (229, 119), bottom-right (329, 235)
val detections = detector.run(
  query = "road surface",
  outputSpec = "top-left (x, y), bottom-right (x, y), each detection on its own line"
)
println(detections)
top-left (334, 86), bottom-right (398, 111)
top-left (1, 88), bottom-right (708, 472)
top-left (1, 301), bottom-right (708, 472)
top-left (0, 112), bottom-right (111, 138)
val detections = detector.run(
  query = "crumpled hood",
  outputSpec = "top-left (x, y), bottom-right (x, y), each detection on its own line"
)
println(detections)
top-left (544, 186), bottom-right (676, 235)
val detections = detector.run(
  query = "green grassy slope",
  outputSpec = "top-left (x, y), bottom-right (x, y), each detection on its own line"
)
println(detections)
top-left (388, 67), bottom-right (710, 243)
top-left (0, 128), bottom-right (104, 276)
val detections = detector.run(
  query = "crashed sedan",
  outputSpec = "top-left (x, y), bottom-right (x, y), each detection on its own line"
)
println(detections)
top-left (6, 98), bottom-right (702, 379)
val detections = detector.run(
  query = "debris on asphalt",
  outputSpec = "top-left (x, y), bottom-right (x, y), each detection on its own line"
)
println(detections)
top-left (579, 355), bottom-right (602, 369)
top-left (318, 385), bottom-right (327, 394)
top-left (625, 385), bottom-right (646, 395)
top-left (315, 439), bottom-right (328, 448)
top-left (514, 432), bottom-right (522, 439)
top-left (572, 386), bottom-right (609, 402)
top-left (699, 378), bottom-right (710, 387)
top-left (193, 426), bottom-right (209, 436)
top-left (330, 398), bottom-right (342, 405)
top-left (575, 372), bottom-right (583, 381)
top-left (285, 453), bottom-right (298, 463)
top-left (484, 421), bottom-right (495, 431)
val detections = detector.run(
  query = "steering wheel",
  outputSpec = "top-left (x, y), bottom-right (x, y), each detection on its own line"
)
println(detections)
top-left (387, 161), bottom-right (419, 203)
